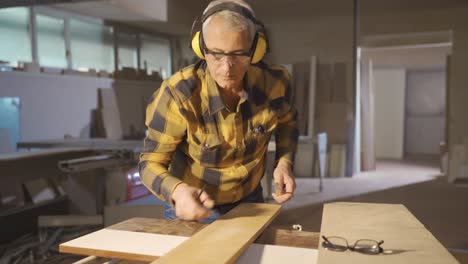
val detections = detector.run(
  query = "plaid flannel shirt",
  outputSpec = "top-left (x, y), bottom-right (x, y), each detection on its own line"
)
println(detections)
top-left (139, 61), bottom-right (298, 205)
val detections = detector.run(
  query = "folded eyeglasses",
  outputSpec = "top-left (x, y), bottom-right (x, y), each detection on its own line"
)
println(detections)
top-left (322, 235), bottom-right (384, 255)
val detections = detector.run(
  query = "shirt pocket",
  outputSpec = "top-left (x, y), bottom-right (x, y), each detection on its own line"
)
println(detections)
top-left (245, 109), bottom-right (278, 154)
top-left (188, 132), bottom-right (224, 167)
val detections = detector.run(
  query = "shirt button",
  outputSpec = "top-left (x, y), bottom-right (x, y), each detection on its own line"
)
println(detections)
top-left (204, 143), bottom-right (209, 148)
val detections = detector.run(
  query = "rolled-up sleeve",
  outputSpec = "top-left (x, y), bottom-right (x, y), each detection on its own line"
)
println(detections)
top-left (139, 83), bottom-right (186, 203)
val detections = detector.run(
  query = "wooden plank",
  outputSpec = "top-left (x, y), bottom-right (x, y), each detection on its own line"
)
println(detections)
top-left (152, 203), bottom-right (281, 264)
top-left (59, 229), bottom-right (318, 264)
top-left (107, 217), bottom-right (320, 249)
top-left (317, 202), bottom-right (458, 264)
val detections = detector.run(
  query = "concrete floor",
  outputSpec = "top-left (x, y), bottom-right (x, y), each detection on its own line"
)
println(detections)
top-left (272, 159), bottom-right (468, 254)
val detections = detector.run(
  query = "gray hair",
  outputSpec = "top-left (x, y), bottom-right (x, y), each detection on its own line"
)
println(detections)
top-left (202, 0), bottom-right (256, 45)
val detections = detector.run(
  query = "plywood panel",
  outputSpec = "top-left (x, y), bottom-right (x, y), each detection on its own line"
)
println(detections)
top-left (317, 202), bottom-right (458, 264)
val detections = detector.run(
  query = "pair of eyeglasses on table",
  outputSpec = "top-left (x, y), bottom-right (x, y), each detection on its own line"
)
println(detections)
top-left (322, 235), bottom-right (385, 255)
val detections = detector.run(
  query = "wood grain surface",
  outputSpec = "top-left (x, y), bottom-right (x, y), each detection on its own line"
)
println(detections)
top-left (317, 202), bottom-right (459, 264)
top-left (151, 203), bottom-right (281, 264)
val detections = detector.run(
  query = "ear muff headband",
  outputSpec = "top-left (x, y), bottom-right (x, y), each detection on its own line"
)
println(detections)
top-left (250, 32), bottom-right (267, 64)
top-left (191, 31), bottom-right (205, 60)
top-left (190, 2), bottom-right (268, 64)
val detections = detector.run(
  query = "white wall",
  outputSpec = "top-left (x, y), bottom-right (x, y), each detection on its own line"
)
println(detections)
top-left (405, 70), bottom-right (446, 155)
top-left (0, 71), bottom-right (112, 141)
top-left (360, 4), bottom-right (468, 180)
top-left (373, 68), bottom-right (406, 159)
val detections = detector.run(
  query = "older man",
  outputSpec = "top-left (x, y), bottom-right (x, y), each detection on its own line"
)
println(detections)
top-left (139, 0), bottom-right (298, 222)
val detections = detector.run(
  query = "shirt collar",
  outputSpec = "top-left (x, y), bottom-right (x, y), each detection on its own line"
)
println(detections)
top-left (203, 68), bottom-right (252, 115)
top-left (204, 70), bottom-right (224, 115)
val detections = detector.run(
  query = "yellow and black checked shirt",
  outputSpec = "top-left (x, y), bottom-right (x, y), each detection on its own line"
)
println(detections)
top-left (139, 60), bottom-right (298, 205)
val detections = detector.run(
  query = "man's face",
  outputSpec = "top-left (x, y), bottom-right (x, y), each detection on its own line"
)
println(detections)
top-left (203, 16), bottom-right (252, 91)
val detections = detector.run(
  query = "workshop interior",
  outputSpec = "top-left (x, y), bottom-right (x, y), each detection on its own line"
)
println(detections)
top-left (0, 0), bottom-right (468, 263)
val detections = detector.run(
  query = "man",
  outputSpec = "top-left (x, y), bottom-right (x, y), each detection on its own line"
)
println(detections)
top-left (139, 0), bottom-right (298, 222)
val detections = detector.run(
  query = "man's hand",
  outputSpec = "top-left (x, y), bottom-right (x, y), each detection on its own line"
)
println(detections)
top-left (171, 183), bottom-right (215, 221)
top-left (272, 159), bottom-right (296, 203)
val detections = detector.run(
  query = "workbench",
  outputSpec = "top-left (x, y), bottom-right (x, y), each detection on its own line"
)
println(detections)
top-left (61, 211), bottom-right (320, 263)
top-left (59, 202), bottom-right (458, 264)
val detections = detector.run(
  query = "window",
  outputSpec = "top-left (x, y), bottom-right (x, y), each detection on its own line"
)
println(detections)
top-left (70, 19), bottom-right (114, 72)
top-left (0, 6), bottom-right (173, 75)
top-left (0, 7), bottom-right (32, 66)
top-left (36, 14), bottom-right (67, 68)
top-left (117, 32), bottom-right (137, 70)
top-left (140, 35), bottom-right (171, 79)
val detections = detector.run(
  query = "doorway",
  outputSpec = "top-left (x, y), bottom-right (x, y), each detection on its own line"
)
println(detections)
top-left (357, 34), bottom-right (452, 171)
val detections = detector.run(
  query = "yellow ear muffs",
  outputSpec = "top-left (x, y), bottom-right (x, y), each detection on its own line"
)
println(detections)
top-left (250, 32), bottom-right (267, 64)
top-left (191, 31), bottom-right (205, 60)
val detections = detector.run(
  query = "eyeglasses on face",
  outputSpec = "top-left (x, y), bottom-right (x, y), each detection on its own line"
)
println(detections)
top-left (322, 235), bottom-right (384, 255)
top-left (203, 47), bottom-right (251, 63)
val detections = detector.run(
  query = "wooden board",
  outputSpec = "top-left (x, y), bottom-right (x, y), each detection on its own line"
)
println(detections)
top-left (152, 203), bottom-right (282, 264)
top-left (317, 202), bottom-right (458, 264)
top-left (59, 226), bottom-right (318, 263)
